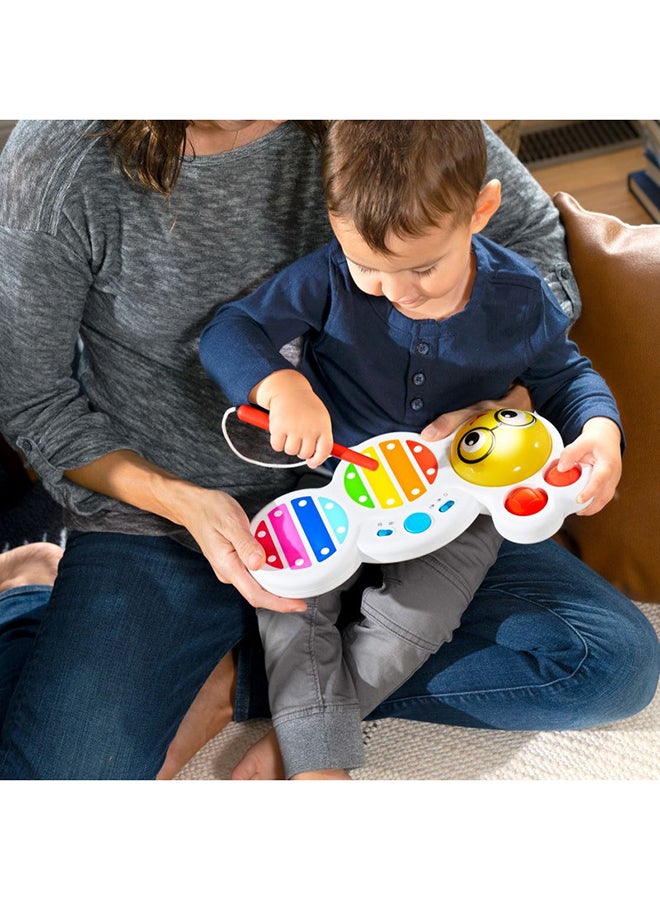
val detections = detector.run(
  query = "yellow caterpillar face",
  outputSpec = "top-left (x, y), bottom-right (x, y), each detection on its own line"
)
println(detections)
top-left (450, 409), bottom-right (552, 487)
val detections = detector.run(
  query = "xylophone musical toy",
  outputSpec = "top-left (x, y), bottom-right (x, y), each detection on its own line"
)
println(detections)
top-left (237, 406), bottom-right (592, 598)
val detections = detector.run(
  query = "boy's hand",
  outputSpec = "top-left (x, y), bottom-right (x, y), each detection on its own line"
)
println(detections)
top-left (421, 384), bottom-right (533, 441)
top-left (557, 416), bottom-right (622, 515)
top-left (252, 370), bottom-right (334, 468)
top-left (269, 388), bottom-right (334, 468)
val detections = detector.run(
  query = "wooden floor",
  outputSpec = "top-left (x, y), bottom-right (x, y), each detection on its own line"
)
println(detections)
top-left (529, 145), bottom-right (653, 225)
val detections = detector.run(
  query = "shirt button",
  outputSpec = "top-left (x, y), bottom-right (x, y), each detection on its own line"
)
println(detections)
top-left (415, 341), bottom-right (430, 355)
top-left (412, 372), bottom-right (425, 386)
top-left (411, 398), bottom-right (424, 411)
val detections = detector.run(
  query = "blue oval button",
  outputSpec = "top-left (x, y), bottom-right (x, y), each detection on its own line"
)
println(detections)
top-left (377, 528), bottom-right (394, 537)
top-left (404, 512), bottom-right (433, 534)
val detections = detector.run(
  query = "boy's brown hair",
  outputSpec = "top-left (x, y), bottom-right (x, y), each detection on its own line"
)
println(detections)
top-left (322, 121), bottom-right (487, 253)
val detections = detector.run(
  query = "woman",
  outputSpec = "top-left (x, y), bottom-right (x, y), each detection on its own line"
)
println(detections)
top-left (0, 120), bottom-right (657, 779)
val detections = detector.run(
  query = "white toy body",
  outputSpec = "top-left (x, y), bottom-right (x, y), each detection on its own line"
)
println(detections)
top-left (249, 409), bottom-right (591, 598)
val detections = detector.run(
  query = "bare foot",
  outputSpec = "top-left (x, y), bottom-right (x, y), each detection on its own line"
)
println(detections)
top-left (292, 768), bottom-right (352, 780)
top-left (232, 730), bottom-right (353, 780)
top-left (0, 542), bottom-right (63, 593)
top-left (231, 728), bottom-right (285, 780)
top-left (157, 651), bottom-right (236, 780)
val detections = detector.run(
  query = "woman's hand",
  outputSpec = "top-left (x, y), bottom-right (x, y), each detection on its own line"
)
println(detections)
top-left (180, 486), bottom-right (307, 612)
top-left (420, 383), bottom-right (533, 442)
top-left (65, 449), bottom-right (307, 614)
top-left (556, 417), bottom-right (623, 516)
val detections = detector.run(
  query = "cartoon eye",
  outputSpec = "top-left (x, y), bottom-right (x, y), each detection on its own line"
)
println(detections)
top-left (457, 428), bottom-right (494, 464)
top-left (494, 409), bottom-right (536, 427)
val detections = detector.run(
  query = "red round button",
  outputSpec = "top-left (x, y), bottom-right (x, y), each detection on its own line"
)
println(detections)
top-left (505, 487), bottom-right (548, 516)
top-left (544, 460), bottom-right (581, 487)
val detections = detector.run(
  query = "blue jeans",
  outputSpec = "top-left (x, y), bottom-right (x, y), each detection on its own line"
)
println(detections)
top-left (0, 531), bottom-right (658, 779)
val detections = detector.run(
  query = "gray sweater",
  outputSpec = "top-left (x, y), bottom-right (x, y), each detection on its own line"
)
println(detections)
top-left (0, 120), bottom-right (579, 545)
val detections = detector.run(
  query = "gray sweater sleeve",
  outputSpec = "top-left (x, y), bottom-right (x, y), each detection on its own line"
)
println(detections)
top-left (0, 224), bottom-right (141, 514)
top-left (0, 122), bottom-right (144, 515)
top-left (482, 122), bottom-right (581, 321)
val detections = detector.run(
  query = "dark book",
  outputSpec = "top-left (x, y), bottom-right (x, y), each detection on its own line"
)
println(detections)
top-left (628, 169), bottom-right (660, 223)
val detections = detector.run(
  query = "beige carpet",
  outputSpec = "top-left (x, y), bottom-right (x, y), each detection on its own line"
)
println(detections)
top-left (176, 601), bottom-right (660, 781)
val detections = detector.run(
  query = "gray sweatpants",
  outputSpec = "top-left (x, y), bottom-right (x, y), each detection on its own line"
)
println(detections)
top-left (257, 515), bottom-right (503, 778)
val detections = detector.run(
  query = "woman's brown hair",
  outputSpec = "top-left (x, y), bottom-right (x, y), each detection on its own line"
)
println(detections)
top-left (101, 120), bottom-right (328, 196)
top-left (322, 121), bottom-right (487, 253)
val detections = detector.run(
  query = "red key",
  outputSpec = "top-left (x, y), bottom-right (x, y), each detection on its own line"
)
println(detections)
top-left (544, 460), bottom-right (582, 487)
top-left (505, 487), bottom-right (548, 516)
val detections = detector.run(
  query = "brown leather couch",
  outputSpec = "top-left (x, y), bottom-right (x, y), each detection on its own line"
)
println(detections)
top-left (553, 192), bottom-right (660, 604)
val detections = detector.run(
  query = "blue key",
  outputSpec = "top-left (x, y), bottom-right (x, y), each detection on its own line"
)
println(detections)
top-left (292, 497), bottom-right (336, 563)
top-left (403, 512), bottom-right (433, 534)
